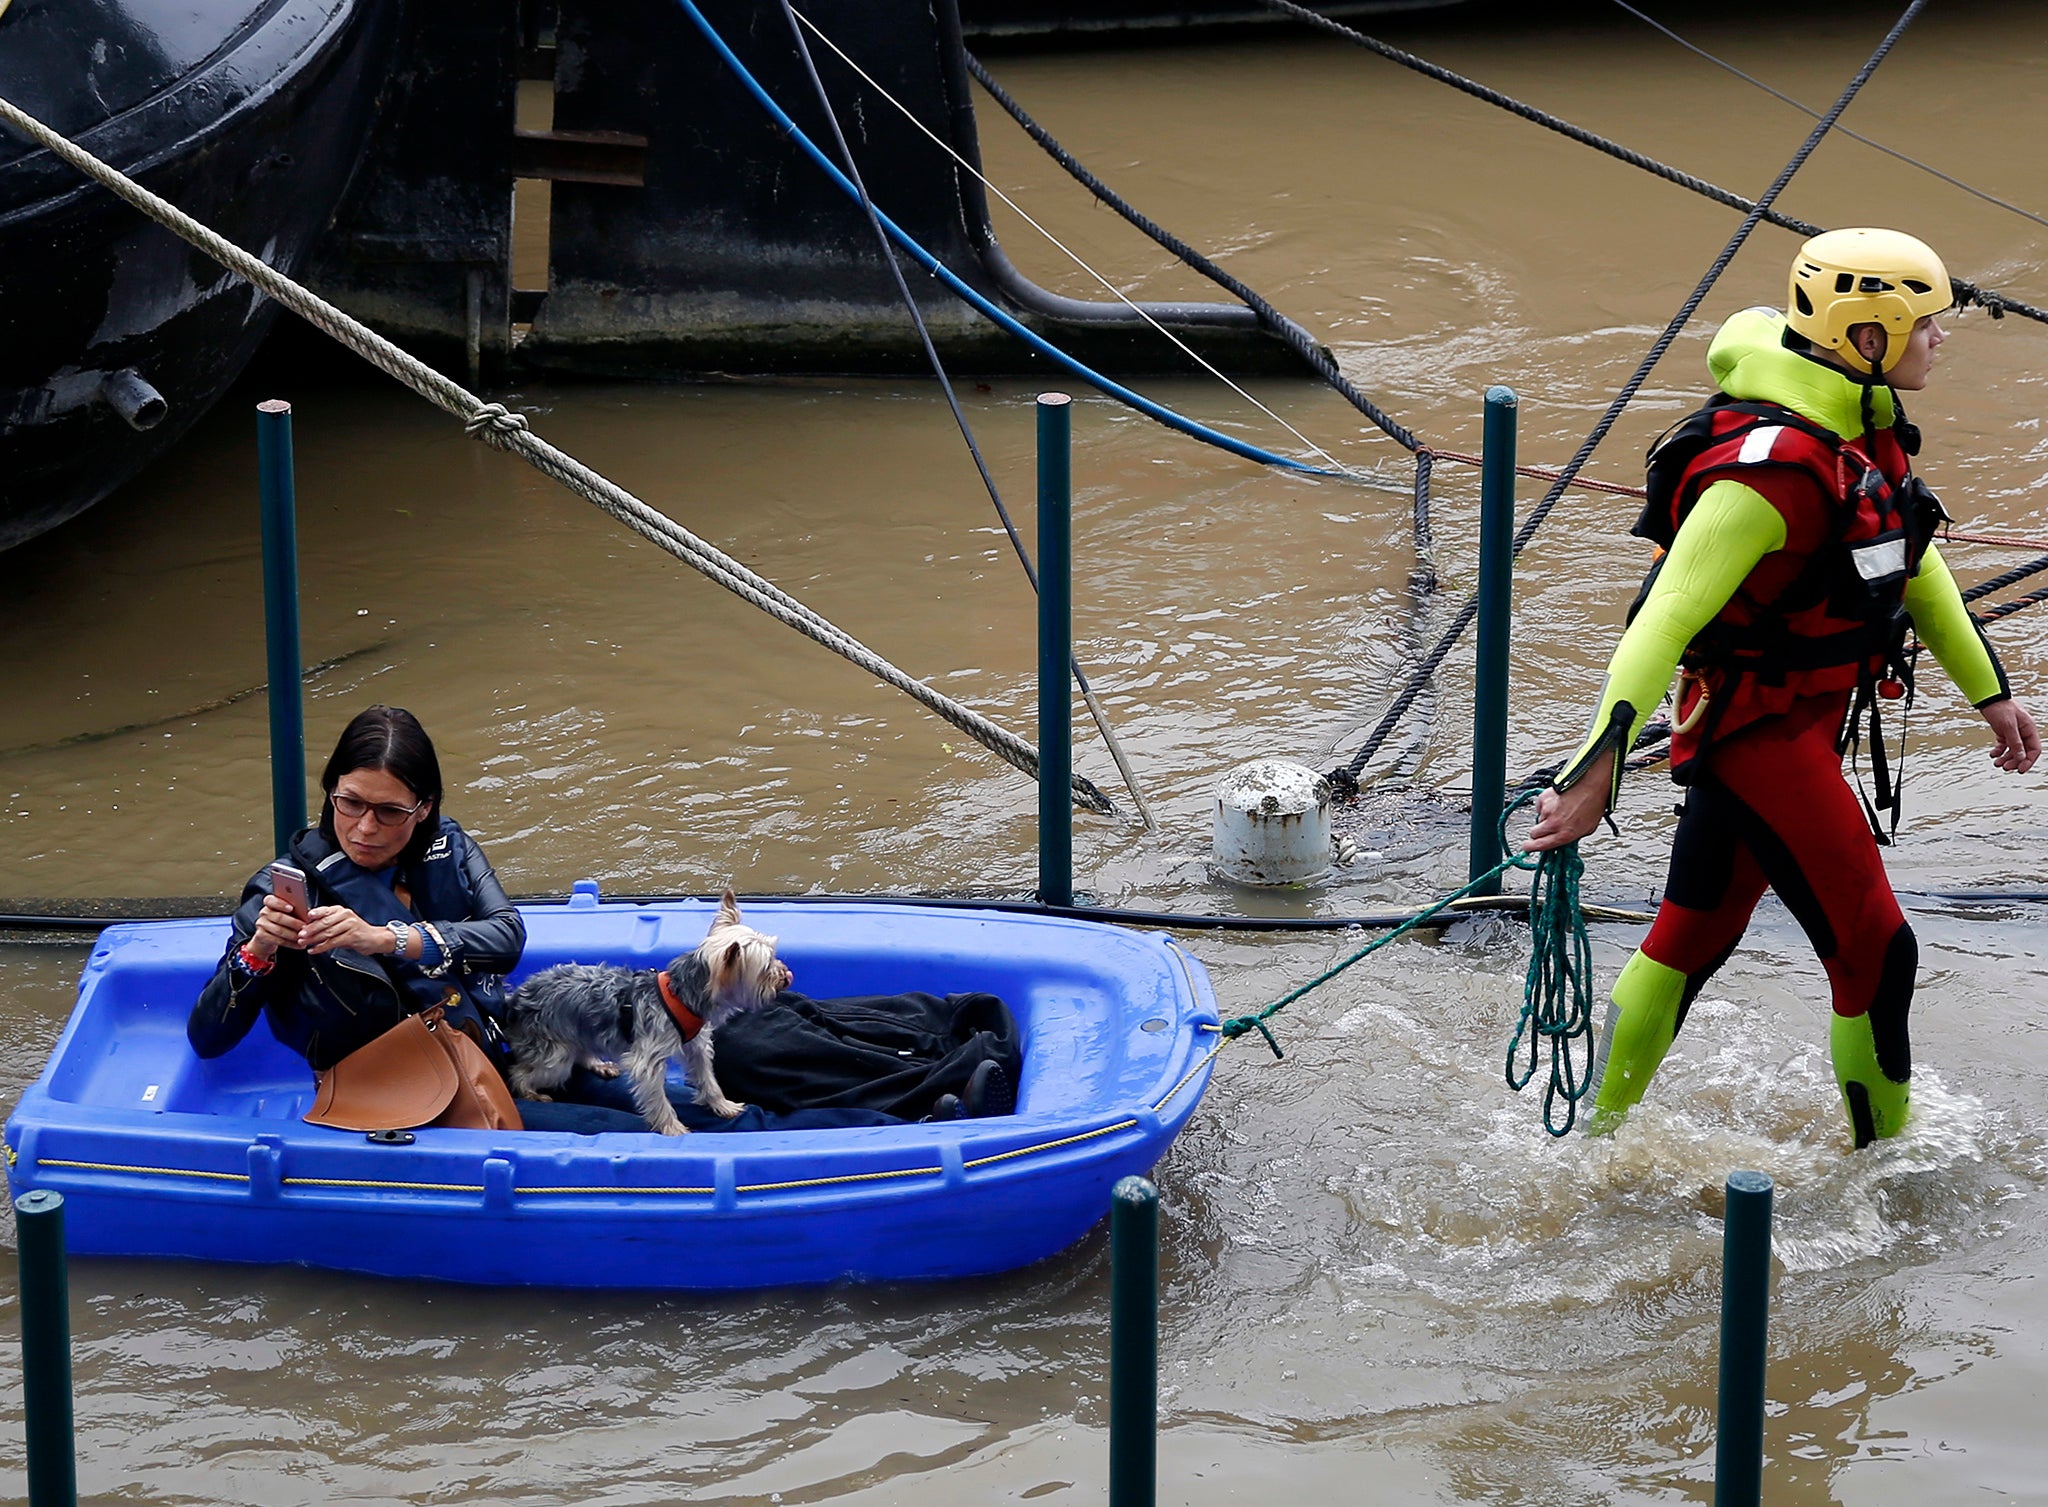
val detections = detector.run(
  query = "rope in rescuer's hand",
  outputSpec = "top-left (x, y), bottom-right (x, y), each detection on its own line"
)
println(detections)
top-left (1217, 790), bottom-right (1598, 1135)
top-left (1506, 827), bottom-right (1597, 1136)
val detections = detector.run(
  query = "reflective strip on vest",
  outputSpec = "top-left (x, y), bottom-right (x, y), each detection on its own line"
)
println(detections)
top-left (1737, 425), bottom-right (1787, 464)
top-left (1850, 536), bottom-right (1908, 582)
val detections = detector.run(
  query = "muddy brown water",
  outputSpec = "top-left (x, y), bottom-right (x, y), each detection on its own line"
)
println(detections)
top-left (5, 3), bottom-right (2048, 1501)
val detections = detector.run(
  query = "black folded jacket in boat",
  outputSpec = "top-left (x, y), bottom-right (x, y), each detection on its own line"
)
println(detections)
top-left (709, 991), bottom-right (1023, 1119)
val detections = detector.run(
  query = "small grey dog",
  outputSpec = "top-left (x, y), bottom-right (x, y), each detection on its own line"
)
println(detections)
top-left (505, 890), bottom-right (792, 1134)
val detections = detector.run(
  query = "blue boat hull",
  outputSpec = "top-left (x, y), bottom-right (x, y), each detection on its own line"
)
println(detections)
top-left (4, 896), bottom-right (1219, 1289)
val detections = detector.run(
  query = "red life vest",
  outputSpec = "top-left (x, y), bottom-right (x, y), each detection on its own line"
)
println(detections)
top-left (1631, 397), bottom-right (1945, 778)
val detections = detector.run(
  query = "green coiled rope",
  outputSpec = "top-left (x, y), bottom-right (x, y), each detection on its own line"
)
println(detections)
top-left (1504, 826), bottom-right (1598, 1136)
top-left (1217, 789), bottom-right (1598, 1135)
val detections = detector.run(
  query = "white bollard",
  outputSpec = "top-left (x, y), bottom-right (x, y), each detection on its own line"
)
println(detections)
top-left (1211, 759), bottom-right (1334, 886)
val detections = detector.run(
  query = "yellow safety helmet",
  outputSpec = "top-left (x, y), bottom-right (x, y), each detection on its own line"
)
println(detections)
top-left (1787, 228), bottom-right (1952, 376)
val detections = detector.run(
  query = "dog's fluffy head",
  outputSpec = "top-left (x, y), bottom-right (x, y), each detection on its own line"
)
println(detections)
top-left (695, 888), bottom-right (792, 1006)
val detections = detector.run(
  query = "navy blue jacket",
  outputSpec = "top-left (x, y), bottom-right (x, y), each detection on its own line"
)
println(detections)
top-left (188, 818), bottom-right (524, 1070)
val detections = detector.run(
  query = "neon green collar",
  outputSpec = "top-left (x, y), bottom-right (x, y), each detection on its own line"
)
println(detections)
top-left (1706, 306), bottom-right (1896, 437)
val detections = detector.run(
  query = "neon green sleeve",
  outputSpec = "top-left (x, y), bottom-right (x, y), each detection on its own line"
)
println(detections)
top-left (1556, 480), bottom-right (1786, 801)
top-left (1904, 543), bottom-right (2009, 706)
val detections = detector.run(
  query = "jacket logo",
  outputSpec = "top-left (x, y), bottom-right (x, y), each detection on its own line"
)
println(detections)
top-left (424, 835), bottom-right (451, 861)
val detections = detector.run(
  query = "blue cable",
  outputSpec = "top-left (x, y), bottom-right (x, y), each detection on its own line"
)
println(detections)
top-left (672, 0), bottom-right (1336, 477)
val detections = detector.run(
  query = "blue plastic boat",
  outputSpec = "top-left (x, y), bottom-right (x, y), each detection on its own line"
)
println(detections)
top-left (3, 887), bottom-right (1219, 1290)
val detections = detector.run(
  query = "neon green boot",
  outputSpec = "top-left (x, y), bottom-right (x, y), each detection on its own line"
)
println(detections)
top-left (1586, 950), bottom-right (1689, 1134)
top-left (1830, 1011), bottom-right (1910, 1149)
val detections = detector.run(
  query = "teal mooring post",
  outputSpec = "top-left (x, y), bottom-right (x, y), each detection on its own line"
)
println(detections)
top-left (16, 1189), bottom-right (77, 1507)
top-left (1109, 1175), bottom-right (1158, 1507)
top-left (1468, 385), bottom-right (1517, 892)
top-left (1714, 1170), bottom-right (1774, 1507)
top-left (1037, 393), bottom-right (1073, 907)
top-left (257, 399), bottom-right (306, 857)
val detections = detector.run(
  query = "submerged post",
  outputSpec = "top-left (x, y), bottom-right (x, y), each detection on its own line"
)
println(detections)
top-left (257, 400), bottom-right (305, 857)
top-left (16, 1190), bottom-right (77, 1507)
top-left (1714, 1170), bottom-right (1775, 1507)
top-left (1468, 384), bottom-right (1517, 892)
top-left (1038, 393), bottom-right (1073, 907)
top-left (1109, 1175), bottom-right (1158, 1507)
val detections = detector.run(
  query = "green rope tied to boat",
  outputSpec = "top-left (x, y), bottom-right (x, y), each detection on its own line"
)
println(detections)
top-left (1217, 790), bottom-right (1597, 1135)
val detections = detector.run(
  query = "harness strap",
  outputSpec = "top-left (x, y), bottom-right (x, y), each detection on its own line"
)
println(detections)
top-left (1639, 399), bottom-right (1863, 548)
top-left (1690, 619), bottom-right (1887, 676)
top-left (1838, 627), bottom-right (1919, 846)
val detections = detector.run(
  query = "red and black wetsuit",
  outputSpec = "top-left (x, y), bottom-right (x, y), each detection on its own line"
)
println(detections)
top-left (1556, 308), bottom-right (2008, 1145)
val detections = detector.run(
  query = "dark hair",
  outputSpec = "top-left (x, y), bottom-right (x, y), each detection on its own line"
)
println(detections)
top-left (318, 705), bottom-right (445, 864)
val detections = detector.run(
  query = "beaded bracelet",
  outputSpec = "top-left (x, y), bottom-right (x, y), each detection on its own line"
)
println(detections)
top-left (416, 922), bottom-right (454, 979)
top-left (235, 944), bottom-right (275, 976)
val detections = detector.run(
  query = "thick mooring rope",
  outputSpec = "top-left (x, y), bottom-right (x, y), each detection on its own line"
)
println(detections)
top-left (1961, 552), bottom-right (2048, 603)
top-left (0, 91), bottom-right (1113, 816)
top-left (1976, 586), bottom-right (2048, 625)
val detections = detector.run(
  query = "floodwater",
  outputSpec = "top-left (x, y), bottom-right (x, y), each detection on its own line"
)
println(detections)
top-left (5, 1), bottom-right (2048, 1500)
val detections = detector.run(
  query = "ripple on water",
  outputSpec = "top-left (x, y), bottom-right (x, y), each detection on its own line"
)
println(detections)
top-left (1333, 993), bottom-right (2047, 1319)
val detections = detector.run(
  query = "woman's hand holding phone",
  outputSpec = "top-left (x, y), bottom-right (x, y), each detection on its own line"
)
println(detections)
top-left (249, 862), bottom-right (313, 959)
top-left (248, 899), bottom-right (393, 959)
top-left (246, 894), bottom-right (305, 959)
top-left (253, 863), bottom-right (408, 957)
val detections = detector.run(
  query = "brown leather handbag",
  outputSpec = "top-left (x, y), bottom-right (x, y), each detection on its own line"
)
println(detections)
top-left (305, 1001), bottom-right (523, 1132)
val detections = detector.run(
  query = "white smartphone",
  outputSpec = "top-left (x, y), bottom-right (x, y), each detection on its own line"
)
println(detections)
top-left (268, 862), bottom-right (311, 920)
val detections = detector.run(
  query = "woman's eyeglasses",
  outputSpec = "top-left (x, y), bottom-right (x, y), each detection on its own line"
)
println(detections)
top-left (331, 792), bottom-right (429, 828)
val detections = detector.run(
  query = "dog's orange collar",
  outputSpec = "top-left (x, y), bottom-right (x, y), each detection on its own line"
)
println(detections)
top-left (655, 970), bottom-right (705, 1042)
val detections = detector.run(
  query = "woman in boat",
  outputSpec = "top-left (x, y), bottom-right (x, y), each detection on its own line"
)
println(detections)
top-left (188, 706), bottom-right (991, 1130)
top-left (1526, 228), bottom-right (2040, 1148)
top-left (188, 704), bottom-right (522, 1074)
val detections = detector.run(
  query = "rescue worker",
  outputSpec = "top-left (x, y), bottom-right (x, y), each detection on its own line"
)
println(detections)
top-left (1526, 228), bottom-right (2040, 1147)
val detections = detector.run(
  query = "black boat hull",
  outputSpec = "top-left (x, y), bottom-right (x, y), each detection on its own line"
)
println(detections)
top-left (518, 0), bottom-right (1297, 378)
top-left (0, 0), bottom-right (395, 551)
top-left (300, 0), bottom-right (1309, 384)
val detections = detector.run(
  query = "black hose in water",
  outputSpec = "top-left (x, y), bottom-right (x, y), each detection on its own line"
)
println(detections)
top-left (0, 892), bottom-right (1574, 937)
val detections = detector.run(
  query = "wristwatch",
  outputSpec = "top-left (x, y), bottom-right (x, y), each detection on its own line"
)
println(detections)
top-left (387, 921), bottom-right (416, 959)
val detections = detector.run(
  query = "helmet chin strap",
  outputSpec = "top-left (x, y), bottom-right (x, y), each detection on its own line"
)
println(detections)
top-left (1862, 346), bottom-right (1886, 439)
